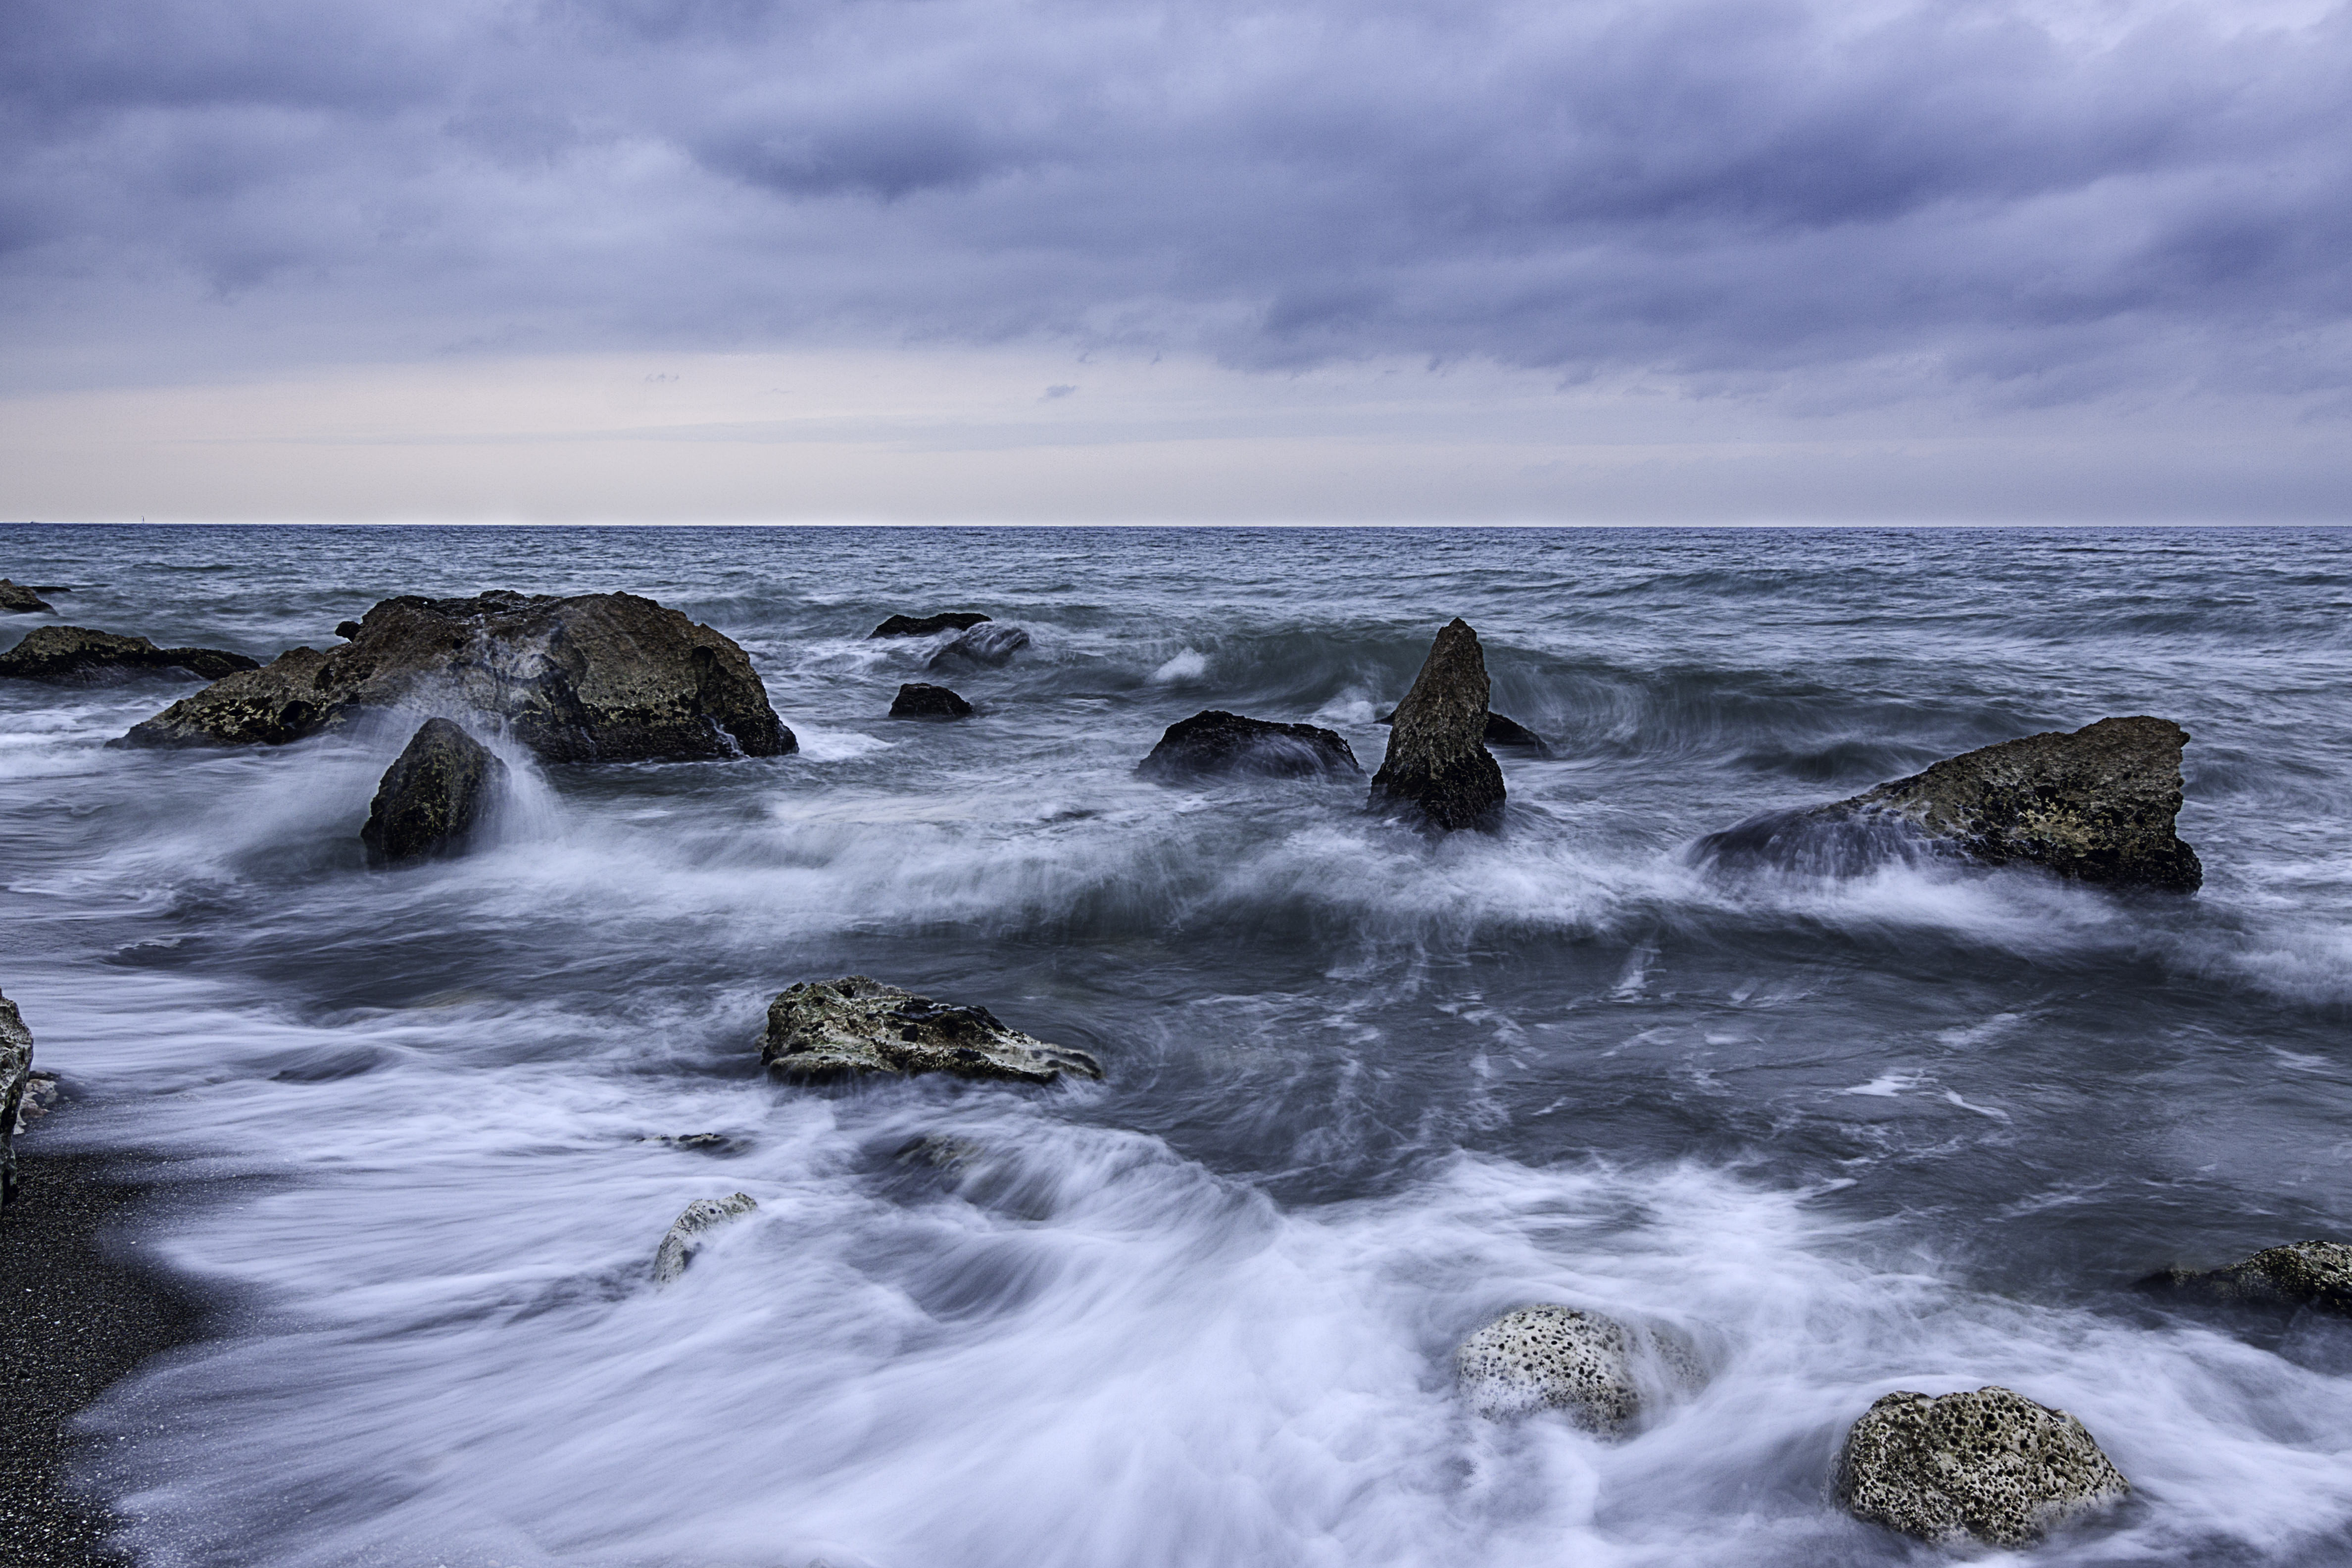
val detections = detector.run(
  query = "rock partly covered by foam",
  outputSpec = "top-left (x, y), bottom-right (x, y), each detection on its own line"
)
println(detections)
top-left (928, 624), bottom-right (1030, 670)
top-left (871, 612), bottom-right (991, 639)
top-left (1368, 619), bottom-right (1505, 832)
top-left (0, 580), bottom-right (55, 614)
top-left (1136, 710), bottom-right (1361, 781)
top-left (652, 1192), bottom-right (758, 1284)
top-left (361, 719), bottom-right (508, 866)
top-left (1836, 1385), bottom-right (2131, 1548)
top-left (889, 683), bottom-right (975, 720)
top-left (0, 625), bottom-right (259, 683)
top-left (762, 977), bottom-right (1103, 1086)
top-left (2143, 1240), bottom-right (2352, 1316)
top-left (1454, 1305), bottom-right (1702, 1433)
top-left (117, 590), bottom-right (793, 762)
top-left (1, 991), bottom-right (32, 1207)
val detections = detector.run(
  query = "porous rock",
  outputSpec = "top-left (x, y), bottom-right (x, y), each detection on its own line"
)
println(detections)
top-left (889, 682), bottom-right (975, 720)
top-left (2143, 1240), bottom-right (2352, 1316)
top-left (1, 991), bottom-right (32, 1206)
top-left (1137, 710), bottom-right (1361, 781)
top-left (0, 625), bottom-right (259, 683)
top-left (1377, 707), bottom-right (1552, 756)
top-left (1454, 1305), bottom-right (1701, 1432)
top-left (117, 589), bottom-right (793, 762)
top-left (1368, 619), bottom-right (1505, 832)
top-left (871, 612), bottom-right (990, 639)
top-left (928, 623), bottom-right (1029, 670)
top-left (1836, 1385), bottom-right (2131, 1548)
top-left (652, 1192), bottom-right (758, 1284)
top-left (0, 579), bottom-right (54, 614)
top-left (762, 976), bottom-right (1102, 1086)
top-left (361, 718), bottom-right (507, 866)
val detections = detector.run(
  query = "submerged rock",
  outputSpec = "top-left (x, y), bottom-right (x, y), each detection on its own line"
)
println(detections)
top-left (2142, 1240), bottom-right (2352, 1317)
top-left (871, 612), bottom-right (991, 639)
top-left (1, 991), bottom-right (32, 1207)
top-left (1367, 619), bottom-right (1505, 832)
top-left (889, 682), bottom-right (975, 720)
top-left (1836, 1385), bottom-right (2130, 1548)
top-left (361, 719), bottom-right (508, 866)
top-left (1136, 710), bottom-right (1361, 781)
top-left (762, 977), bottom-right (1103, 1086)
top-left (0, 580), bottom-right (55, 614)
top-left (0, 625), bottom-right (259, 683)
top-left (1699, 716), bottom-right (2201, 891)
top-left (1454, 1305), bottom-right (1702, 1433)
top-left (652, 1192), bottom-right (758, 1284)
top-left (117, 589), bottom-right (793, 762)
top-left (928, 623), bottom-right (1030, 670)
top-left (1377, 707), bottom-right (1551, 756)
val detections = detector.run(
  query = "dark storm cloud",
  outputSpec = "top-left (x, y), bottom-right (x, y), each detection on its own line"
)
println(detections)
top-left (3, 0), bottom-right (2348, 400)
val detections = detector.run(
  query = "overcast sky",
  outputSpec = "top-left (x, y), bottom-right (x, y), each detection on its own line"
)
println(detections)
top-left (3, 0), bottom-right (2347, 522)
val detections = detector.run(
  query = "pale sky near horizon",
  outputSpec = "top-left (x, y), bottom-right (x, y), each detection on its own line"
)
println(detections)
top-left (3, 0), bottom-right (2347, 524)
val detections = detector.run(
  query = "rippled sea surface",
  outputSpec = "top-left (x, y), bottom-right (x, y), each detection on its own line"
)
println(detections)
top-left (3, 524), bottom-right (2349, 1568)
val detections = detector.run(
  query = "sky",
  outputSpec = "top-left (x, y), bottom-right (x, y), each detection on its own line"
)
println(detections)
top-left (2, 0), bottom-right (2347, 524)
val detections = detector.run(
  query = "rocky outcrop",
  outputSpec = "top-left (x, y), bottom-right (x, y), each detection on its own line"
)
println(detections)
top-left (0, 626), bottom-right (259, 683)
top-left (871, 612), bottom-right (990, 639)
top-left (0, 580), bottom-right (54, 614)
top-left (1377, 707), bottom-right (1551, 756)
top-left (1454, 1305), bottom-right (1702, 1433)
top-left (889, 683), bottom-right (975, 720)
top-left (1367, 619), bottom-right (1505, 832)
top-left (652, 1192), bottom-right (758, 1284)
top-left (361, 719), bottom-right (508, 866)
top-left (116, 590), bottom-right (793, 762)
top-left (1136, 710), bottom-right (1361, 781)
top-left (928, 624), bottom-right (1029, 670)
top-left (1836, 1385), bottom-right (2130, 1548)
top-left (762, 977), bottom-right (1103, 1086)
top-left (2143, 1240), bottom-right (2352, 1316)
top-left (1, 991), bottom-right (31, 1207)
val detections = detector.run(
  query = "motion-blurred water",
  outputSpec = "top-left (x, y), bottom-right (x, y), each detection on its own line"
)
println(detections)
top-left (2, 524), bottom-right (2348, 1568)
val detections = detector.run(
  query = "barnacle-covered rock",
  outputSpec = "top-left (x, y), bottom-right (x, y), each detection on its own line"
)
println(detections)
top-left (761, 977), bottom-right (1101, 1086)
top-left (1835, 1385), bottom-right (2130, 1547)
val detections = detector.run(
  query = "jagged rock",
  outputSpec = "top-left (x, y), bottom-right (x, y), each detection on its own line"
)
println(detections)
top-left (361, 719), bottom-right (508, 866)
top-left (928, 624), bottom-right (1030, 670)
top-left (0, 580), bottom-right (54, 614)
top-left (889, 683), bottom-right (975, 720)
top-left (2, 991), bottom-right (34, 1207)
top-left (1454, 1305), bottom-right (1702, 1433)
top-left (2142, 1240), bottom-right (2352, 1317)
top-left (1367, 619), bottom-right (1506, 832)
top-left (0, 625), bottom-right (259, 684)
top-left (762, 977), bottom-right (1102, 1086)
top-left (1376, 707), bottom-right (1551, 756)
top-left (335, 620), bottom-right (363, 639)
top-left (871, 612), bottom-right (990, 639)
top-left (1136, 710), bottom-right (1361, 781)
top-left (652, 1192), bottom-right (758, 1284)
top-left (116, 589), bottom-right (793, 762)
top-left (1836, 1385), bottom-right (2130, 1548)
top-left (1700, 717), bottom-right (2200, 891)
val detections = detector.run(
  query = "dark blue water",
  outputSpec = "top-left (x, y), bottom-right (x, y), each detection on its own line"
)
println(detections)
top-left (2, 524), bottom-right (2349, 1568)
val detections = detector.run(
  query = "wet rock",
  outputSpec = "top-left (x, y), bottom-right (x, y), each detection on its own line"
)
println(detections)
top-left (762, 976), bottom-right (1103, 1086)
top-left (117, 589), bottom-right (793, 762)
top-left (2, 991), bottom-right (34, 1207)
top-left (335, 620), bottom-right (363, 639)
top-left (889, 682), bottom-right (975, 720)
top-left (1454, 1305), bottom-right (1702, 1432)
top-left (641, 1132), bottom-right (751, 1156)
top-left (1136, 710), bottom-right (1361, 781)
top-left (1377, 707), bottom-right (1551, 756)
top-left (0, 625), bottom-right (259, 684)
top-left (1836, 1385), bottom-right (2131, 1548)
top-left (361, 719), bottom-right (508, 866)
top-left (0, 580), bottom-right (54, 614)
top-left (928, 623), bottom-right (1030, 670)
top-left (2142, 1240), bottom-right (2352, 1317)
top-left (652, 1192), bottom-right (758, 1284)
top-left (1367, 619), bottom-right (1505, 832)
top-left (871, 612), bottom-right (991, 639)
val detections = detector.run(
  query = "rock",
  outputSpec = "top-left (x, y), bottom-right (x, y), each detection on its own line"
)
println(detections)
top-left (1367, 619), bottom-right (1506, 832)
top-left (1, 991), bottom-right (31, 1206)
top-left (1136, 710), bottom-right (1361, 781)
top-left (1836, 1385), bottom-right (2130, 1548)
top-left (762, 976), bottom-right (1103, 1086)
top-left (360, 719), bottom-right (508, 866)
top-left (652, 1192), bottom-right (758, 1284)
top-left (1454, 1305), bottom-right (1702, 1433)
top-left (2142, 1240), bottom-right (2352, 1316)
top-left (1699, 716), bottom-right (2200, 891)
top-left (889, 682), bottom-right (975, 720)
top-left (870, 612), bottom-right (991, 639)
top-left (1376, 707), bottom-right (1551, 756)
top-left (0, 579), bottom-right (54, 614)
top-left (928, 623), bottom-right (1030, 670)
top-left (335, 620), bottom-right (363, 639)
top-left (117, 589), bottom-right (793, 762)
top-left (0, 625), bottom-right (260, 684)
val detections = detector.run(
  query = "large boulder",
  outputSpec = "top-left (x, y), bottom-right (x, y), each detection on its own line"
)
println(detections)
top-left (1, 991), bottom-right (31, 1207)
top-left (871, 612), bottom-right (990, 639)
top-left (361, 719), bottom-right (508, 866)
top-left (1137, 710), bottom-right (1361, 781)
top-left (1454, 1305), bottom-right (1701, 1433)
top-left (652, 1192), bottom-right (758, 1285)
top-left (1836, 1385), bottom-right (2131, 1548)
top-left (1367, 619), bottom-right (1505, 832)
top-left (928, 624), bottom-right (1030, 670)
top-left (0, 625), bottom-right (259, 684)
top-left (2142, 1240), bottom-right (2352, 1316)
top-left (0, 580), bottom-right (54, 614)
top-left (1699, 716), bottom-right (2200, 891)
top-left (116, 590), bottom-right (793, 762)
top-left (889, 682), bottom-right (975, 720)
top-left (762, 977), bottom-right (1103, 1086)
